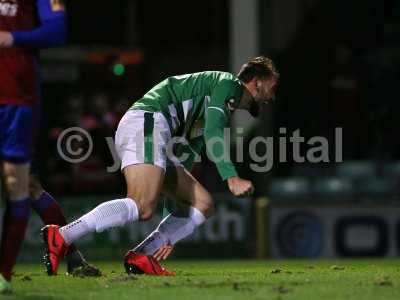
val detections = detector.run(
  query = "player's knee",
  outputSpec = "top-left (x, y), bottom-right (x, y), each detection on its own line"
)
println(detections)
top-left (139, 208), bottom-right (155, 221)
top-left (127, 195), bottom-right (157, 221)
top-left (4, 175), bottom-right (27, 199)
top-left (203, 202), bottom-right (215, 219)
top-left (197, 196), bottom-right (215, 219)
top-left (4, 175), bottom-right (18, 194)
top-left (137, 199), bottom-right (157, 221)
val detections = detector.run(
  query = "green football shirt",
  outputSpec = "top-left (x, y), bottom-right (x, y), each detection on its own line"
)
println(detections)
top-left (131, 71), bottom-right (243, 180)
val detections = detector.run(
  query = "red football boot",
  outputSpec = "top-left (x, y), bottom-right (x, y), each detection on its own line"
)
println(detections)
top-left (124, 251), bottom-right (175, 276)
top-left (41, 225), bottom-right (69, 276)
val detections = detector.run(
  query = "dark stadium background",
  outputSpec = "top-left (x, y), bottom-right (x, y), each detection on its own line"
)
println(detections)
top-left (30, 0), bottom-right (400, 260)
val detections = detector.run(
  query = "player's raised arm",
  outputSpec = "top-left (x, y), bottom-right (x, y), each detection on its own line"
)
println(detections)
top-left (10, 0), bottom-right (67, 48)
top-left (204, 80), bottom-right (254, 197)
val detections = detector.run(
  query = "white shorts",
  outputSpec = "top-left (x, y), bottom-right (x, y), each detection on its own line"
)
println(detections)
top-left (115, 110), bottom-right (182, 171)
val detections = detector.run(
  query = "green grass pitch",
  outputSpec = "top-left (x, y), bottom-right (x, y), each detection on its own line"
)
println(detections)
top-left (8, 259), bottom-right (400, 300)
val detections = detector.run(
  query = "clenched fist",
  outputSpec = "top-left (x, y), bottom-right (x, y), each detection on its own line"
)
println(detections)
top-left (227, 176), bottom-right (254, 197)
top-left (0, 31), bottom-right (13, 47)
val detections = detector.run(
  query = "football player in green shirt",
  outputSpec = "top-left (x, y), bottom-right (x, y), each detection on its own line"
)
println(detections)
top-left (41, 56), bottom-right (279, 276)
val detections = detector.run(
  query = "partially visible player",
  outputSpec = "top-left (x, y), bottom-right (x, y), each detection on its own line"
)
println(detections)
top-left (29, 175), bottom-right (99, 275)
top-left (0, 0), bottom-right (98, 294)
top-left (41, 56), bottom-right (279, 276)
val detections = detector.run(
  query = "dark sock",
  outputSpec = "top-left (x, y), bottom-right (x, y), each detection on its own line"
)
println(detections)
top-left (0, 198), bottom-right (31, 281)
top-left (31, 191), bottom-right (67, 225)
top-left (66, 250), bottom-right (88, 273)
top-left (31, 191), bottom-right (77, 254)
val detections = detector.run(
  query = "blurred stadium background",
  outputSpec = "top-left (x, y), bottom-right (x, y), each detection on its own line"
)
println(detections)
top-left (9, 0), bottom-right (400, 261)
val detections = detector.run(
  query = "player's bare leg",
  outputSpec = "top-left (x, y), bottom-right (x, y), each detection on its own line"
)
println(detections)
top-left (122, 164), bottom-right (180, 276)
top-left (29, 175), bottom-right (100, 276)
top-left (123, 164), bottom-right (165, 220)
top-left (41, 163), bottom-right (165, 275)
top-left (127, 166), bottom-right (213, 269)
top-left (162, 166), bottom-right (215, 217)
top-left (155, 166), bottom-right (213, 260)
top-left (0, 162), bottom-right (30, 293)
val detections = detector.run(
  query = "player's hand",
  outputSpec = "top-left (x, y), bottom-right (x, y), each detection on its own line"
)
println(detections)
top-left (0, 31), bottom-right (13, 47)
top-left (227, 176), bottom-right (254, 197)
top-left (153, 243), bottom-right (174, 261)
